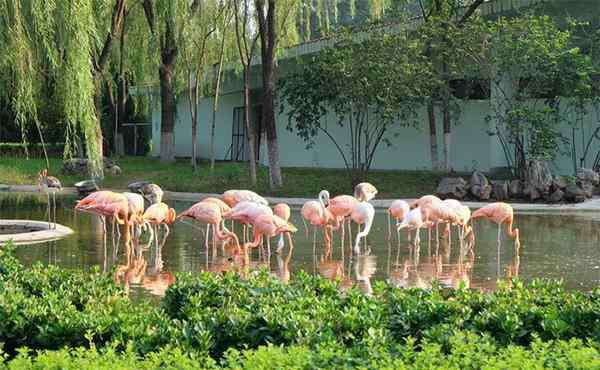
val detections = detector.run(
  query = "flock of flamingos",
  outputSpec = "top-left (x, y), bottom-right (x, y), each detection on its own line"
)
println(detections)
top-left (38, 170), bottom-right (522, 293)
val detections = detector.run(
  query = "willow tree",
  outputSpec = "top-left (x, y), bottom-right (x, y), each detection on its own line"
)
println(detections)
top-left (0, 0), bottom-right (127, 178)
top-left (142, 0), bottom-right (202, 163)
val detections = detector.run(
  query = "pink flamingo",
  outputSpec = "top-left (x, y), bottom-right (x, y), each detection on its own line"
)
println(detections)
top-left (442, 199), bottom-right (472, 240)
top-left (409, 194), bottom-right (443, 209)
top-left (223, 201), bottom-right (273, 252)
top-left (273, 203), bottom-right (291, 253)
top-left (397, 207), bottom-right (425, 245)
top-left (420, 201), bottom-right (461, 243)
top-left (350, 200), bottom-right (375, 255)
top-left (354, 182), bottom-right (378, 202)
top-left (222, 189), bottom-right (268, 207)
top-left (387, 200), bottom-right (410, 241)
top-left (143, 202), bottom-right (176, 248)
top-left (178, 201), bottom-right (240, 254)
top-left (470, 202), bottom-right (520, 247)
top-left (301, 197), bottom-right (336, 256)
top-left (244, 213), bottom-right (297, 253)
top-left (320, 190), bottom-right (358, 247)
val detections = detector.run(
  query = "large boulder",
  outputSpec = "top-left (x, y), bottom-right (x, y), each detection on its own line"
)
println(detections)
top-left (523, 183), bottom-right (541, 201)
top-left (491, 180), bottom-right (509, 200)
top-left (509, 180), bottom-right (524, 198)
top-left (470, 171), bottom-right (492, 200)
top-left (436, 177), bottom-right (468, 199)
top-left (74, 180), bottom-right (99, 198)
top-left (552, 176), bottom-right (568, 191)
top-left (547, 189), bottom-right (564, 203)
top-left (62, 157), bottom-right (121, 176)
top-left (128, 181), bottom-right (164, 206)
top-left (565, 184), bottom-right (587, 203)
top-left (576, 168), bottom-right (600, 186)
top-left (525, 160), bottom-right (553, 196)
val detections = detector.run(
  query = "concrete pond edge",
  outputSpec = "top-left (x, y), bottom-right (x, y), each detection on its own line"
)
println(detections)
top-left (0, 219), bottom-right (74, 246)
top-left (2, 184), bottom-right (600, 213)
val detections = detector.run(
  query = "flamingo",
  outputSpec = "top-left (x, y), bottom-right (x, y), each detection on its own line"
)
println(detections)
top-left (301, 198), bottom-right (336, 256)
top-left (409, 194), bottom-right (443, 209)
top-left (222, 190), bottom-right (268, 240)
top-left (387, 200), bottom-right (410, 240)
top-left (222, 189), bottom-right (268, 207)
top-left (244, 213), bottom-right (297, 254)
top-left (143, 202), bottom-right (176, 248)
top-left (320, 190), bottom-right (358, 247)
top-left (38, 169), bottom-right (62, 229)
top-left (420, 201), bottom-right (461, 243)
top-left (351, 200), bottom-right (375, 255)
top-left (397, 207), bottom-right (425, 245)
top-left (178, 201), bottom-right (240, 255)
top-left (470, 202), bottom-right (520, 247)
top-left (354, 182), bottom-right (378, 202)
top-left (442, 199), bottom-right (472, 241)
top-left (273, 203), bottom-right (291, 253)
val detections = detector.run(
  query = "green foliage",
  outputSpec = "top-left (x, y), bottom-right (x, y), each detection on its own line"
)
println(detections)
top-left (280, 30), bottom-right (430, 183)
top-left (0, 244), bottom-right (598, 367)
top-left (484, 15), bottom-right (598, 177)
top-left (0, 143), bottom-right (63, 158)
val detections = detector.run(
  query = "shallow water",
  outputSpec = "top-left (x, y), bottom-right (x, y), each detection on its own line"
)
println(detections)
top-left (1, 193), bottom-right (599, 299)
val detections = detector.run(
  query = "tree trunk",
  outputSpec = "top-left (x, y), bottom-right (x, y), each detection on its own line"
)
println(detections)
top-left (189, 74), bottom-right (198, 171)
top-left (257, 0), bottom-right (283, 188)
top-left (442, 99), bottom-right (451, 171)
top-left (92, 76), bottom-right (105, 179)
top-left (427, 101), bottom-right (439, 170)
top-left (244, 72), bottom-right (257, 185)
top-left (159, 53), bottom-right (177, 163)
top-left (210, 31), bottom-right (226, 171)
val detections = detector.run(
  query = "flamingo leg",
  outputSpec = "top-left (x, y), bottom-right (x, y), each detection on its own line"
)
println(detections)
top-left (205, 224), bottom-right (211, 253)
top-left (52, 192), bottom-right (57, 229)
top-left (286, 232), bottom-right (294, 252)
top-left (341, 217), bottom-right (346, 251)
top-left (267, 237), bottom-right (271, 258)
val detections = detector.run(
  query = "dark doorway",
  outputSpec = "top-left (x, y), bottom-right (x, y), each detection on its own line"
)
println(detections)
top-left (229, 105), bottom-right (262, 162)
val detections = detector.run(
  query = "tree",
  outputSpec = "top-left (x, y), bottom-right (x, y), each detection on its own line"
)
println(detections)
top-left (0, 0), bottom-right (127, 178)
top-left (142, 0), bottom-right (202, 163)
top-left (484, 16), bottom-right (596, 179)
top-left (280, 31), bottom-right (430, 185)
top-left (233, 0), bottom-right (259, 185)
top-left (180, 1), bottom-right (230, 171)
top-left (416, 0), bottom-right (486, 171)
top-left (254, 0), bottom-right (301, 189)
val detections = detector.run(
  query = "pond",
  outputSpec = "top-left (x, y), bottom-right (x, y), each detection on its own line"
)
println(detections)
top-left (1, 193), bottom-right (600, 299)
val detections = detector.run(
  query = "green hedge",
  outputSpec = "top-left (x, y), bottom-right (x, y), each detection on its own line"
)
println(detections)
top-left (0, 242), bottom-right (598, 367)
top-left (0, 143), bottom-right (63, 158)
top-left (2, 336), bottom-right (599, 369)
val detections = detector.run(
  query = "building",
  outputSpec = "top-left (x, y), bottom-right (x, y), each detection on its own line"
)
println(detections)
top-left (147, 0), bottom-right (600, 175)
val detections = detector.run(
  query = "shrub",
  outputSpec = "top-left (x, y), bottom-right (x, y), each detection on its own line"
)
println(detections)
top-left (0, 143), bottom-right (63, 158)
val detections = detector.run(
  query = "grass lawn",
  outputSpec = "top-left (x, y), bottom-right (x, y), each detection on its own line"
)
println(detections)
top-left (0, 156), bottom-right (449, 198)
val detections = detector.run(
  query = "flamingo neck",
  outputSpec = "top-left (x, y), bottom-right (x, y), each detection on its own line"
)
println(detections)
top-left (358, 205), bottom-right (374, 239)
top-left (506, 218), bottom-right (520, 243)
top-left (318, 190), bottom-right (329, 209)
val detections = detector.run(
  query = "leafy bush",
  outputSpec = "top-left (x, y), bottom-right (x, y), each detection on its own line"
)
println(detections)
top-left (2, 334), bottom-right (599, 369)
top-left (0, 242), bottom-right (598, 367)
top-left (0, 143), bottom-right (63, 158)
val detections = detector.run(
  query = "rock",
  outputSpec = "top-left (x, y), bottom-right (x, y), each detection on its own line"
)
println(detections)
top-left (579, 181), bottom-right (594, 199)
top-left (106, 165), bottom-right (122, 176)
top-left (525, 160), bottom-right (553, 195)
top-left (74, 180), bottom-right (99, 198)
top-left (552, 176), bottom-right (568, 190)
top-left (128, 181), bottom-right (151, 193)
top-left (491, 181), bottom-right (509, 200)
top-left (62, 157), bottom-right (120, 175)
top-left (523, 184), bottom-right (541, 201)
top-left (564, 184), bottom-right (587, 203)
top-left (470, 171), bottom-right (492, 200)
top-left (548, 189), bottom-right (564, 203)
top-left (436, 177), bottom-right (468, 199)
top-left (576, 168), bottom-right (600, 186)
top-left (128, 182), bottom-right (164, 206)
top-left (509, 180), bottom-right (523, 198)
